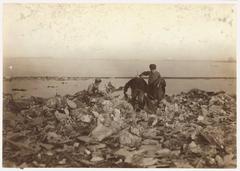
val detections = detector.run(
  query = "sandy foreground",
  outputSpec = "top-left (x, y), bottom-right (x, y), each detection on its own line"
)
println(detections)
top-left (3, 87), bottom-right (236, 168)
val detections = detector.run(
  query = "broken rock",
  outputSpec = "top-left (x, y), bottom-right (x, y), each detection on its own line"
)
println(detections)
top-left (142, 139), bottom-right (159, 145)
top-left (55, 111), bottom-right (69, 122)
top-left (215, 155), bottom-right (224, 167)
top-left (77, 136), bottom-right (93, 143)
top-left (79, 114), bottom-right (93, 123)
top-left (90, 156), bottom-right (104, 162)
top-left (119, 130), bottom-right (142, 147)
top-left (130, 125), bottom-right (144, 137)
top-left (66, 99), bottom-right (77, 109)
top-left (58, 158), bottom-right (66, 165)
top-left (197, 115), bottom-right (204, 121)
top-left (223, 154), bottom-right (236, 167)
top-left (114, 147), bottom-right (145, 163)
top-left (47, 132), bottom-right (65, 144)
top-left (102, 100), bottom-right (114, 113)
top-left (156, 148), bottom-right (171, 157)
top-left (140, 158), bottom-right (158, 167)
top-left (46, 96), bottom-right (64, 109)
top-left (91, 122), bottom-right (113, 141)
top-left (188, 141), bottom-right (202, 154)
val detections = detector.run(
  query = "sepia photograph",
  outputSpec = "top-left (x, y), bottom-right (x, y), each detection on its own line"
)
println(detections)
top-left (2, 1), bottom-right (237, 168)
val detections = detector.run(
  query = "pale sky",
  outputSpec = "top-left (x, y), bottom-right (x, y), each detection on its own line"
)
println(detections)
top-left (3, 3), bottom-right (237, 61)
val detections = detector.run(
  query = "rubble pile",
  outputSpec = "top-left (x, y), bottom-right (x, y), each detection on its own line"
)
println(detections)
top-left (3, 89), bottom-right (236, 168)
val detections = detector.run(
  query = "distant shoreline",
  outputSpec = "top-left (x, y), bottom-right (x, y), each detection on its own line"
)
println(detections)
top-left (3, 57), bottom-right (236, 63)
top-left (3, 76), bottom-right (236, 81)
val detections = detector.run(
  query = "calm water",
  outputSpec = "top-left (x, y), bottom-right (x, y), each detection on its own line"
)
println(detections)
top-left (4, 58), bottom-right (236, 77)
top-left (3, 58), bottom-right (236, 99)
top-left (3, 78), bottom-right (236, 99)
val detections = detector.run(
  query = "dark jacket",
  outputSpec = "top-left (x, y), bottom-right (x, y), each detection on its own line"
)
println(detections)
top-left (124, 77), bottom-right (148, 94)
top-left (124, 77), bottom-right (148, 111)
top-left (140, 70), bottom-right (166, 101)
top-left (140, 70), bottom-right (161, 86)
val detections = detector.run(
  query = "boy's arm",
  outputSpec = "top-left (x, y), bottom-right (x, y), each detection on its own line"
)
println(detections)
top-left (139, 71), bottom-right (150, 77)
top-left (124, 79), bottom-right (133, 99)
top-left (124, 80), bottom-right (131, 94)
top-left (87, 84), bottom-right (93, 94)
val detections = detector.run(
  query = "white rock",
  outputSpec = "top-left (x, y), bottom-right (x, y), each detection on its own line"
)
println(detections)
top-left (84, 149), bottom-right (91, 155)
top-left (92, 111), bottom-right (99, 118)
top-left (189, 141), bottom-right (197, 148)
top-left (80, 115), bottom-right (92, 123)
top-left (215, 155), bottom-right (224, 167)
top-left (58, 158), bottom-right (66, 165)
top-left (91, 122), bottom-right (113, 141)
top-left (113, 109), bottom-right (121, 121)
top-left (64, 107), bottom-right (70, 115)
top-left (46, 151), bottom-right (54, 156)
top-left (91, 156), bottom-right (104, 162)
top-left (119, 130), bottom-right (142, 147)
top-left (197, 115), bottom-right (204, 121)
top-left (73, 142), bottom-right (79, 148)
top-left (66, 99), bottom-right (77, 109)
top-left (156, 148), bottom-right (171, 157)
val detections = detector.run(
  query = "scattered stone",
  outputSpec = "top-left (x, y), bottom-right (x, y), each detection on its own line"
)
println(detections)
top-left (139, 144), bottom-right (162, 157)
top-left (156, 148), bottom-right (171, 157)
top-left (77, 136), bottom-right (93, 143)
top-left (19, 162), bottom-right (28, 169)
top-left (201, 106), bottom-right (209, 116)
top-left (215, 155), bottom-right (224, 167)
top-left (140, 158), bottom-right (158, 167)
top-left (92, 111), bottom-right (99, 117)
top-left (113, 108), bottom-right (121, 119)
top-left (130, 125), bottom-right (143, 136)
top-left (115, 147), bottom-right (145, 163)
top-left (39, 143), bottom-right (54, 150)
top-left (90, 156), bottom-right (104, 162)
top-left (95, 143), bottom-right (106, 149)
top-left (189, 141), bottom-right (197, 148)
top-left (223, 154), bottom-right (236, 167)
top-left (197, 115), bottom-right (204, 121)
top-left (174, 161), bottom-right (193, 168)
top-left (46, 96), bottom-right (63, 109)
top-left (208, 157), bottom-right (216, 165)
top-left (55, 111), bottom-right (69, 122)
top-left (142, 128), bottom-right (158, 139)
top-left (46, 151), bottom-right (54, 156)
top-left (79, 114), bottom-right (92, 123)
top-left (47, 132), bottom-right (63, 144)
top-left (142, 139), bottom-right (159, 145)
top-left (3, 88), bottom-right (236, 168)
top-left (114, 148), bottom-right (134, 163)
top-left (84, 149), bottom-right (91, 155)
top-left (64, 107), bottom-right (70, 115)
top-left (58, 158), bottom-right (66, 165)
top-left (188, 141), bottom-right (201, 154)
top-left (91, 122), bottom-right (113, 141)
top-left (170, 150), bottom-right (181, 157)
top-left (119, 130), bottom-right (142, 147)
top-left (73, 142), bottom-right (79, 148)
top-left (66, 99), bottom-right (77, 109)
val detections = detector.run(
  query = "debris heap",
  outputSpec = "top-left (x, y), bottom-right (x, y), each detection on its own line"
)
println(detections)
top-left (3, 89), bottom-right (236, 168)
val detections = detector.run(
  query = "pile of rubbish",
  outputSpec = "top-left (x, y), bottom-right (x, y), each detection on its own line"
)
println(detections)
top-left (3, 88), bottom-right (236, 168)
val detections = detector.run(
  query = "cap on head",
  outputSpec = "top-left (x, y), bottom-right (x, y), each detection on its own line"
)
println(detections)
top-left (95, 78), bottom-right (102, 83)
top-left (149, 64), bottom-right (156, 70)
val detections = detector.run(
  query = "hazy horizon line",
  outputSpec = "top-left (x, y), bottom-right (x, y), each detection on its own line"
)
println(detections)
top-left (3, 76), bottom-right (236, 80)
top-left (3, 57), bottom-right (236, 62)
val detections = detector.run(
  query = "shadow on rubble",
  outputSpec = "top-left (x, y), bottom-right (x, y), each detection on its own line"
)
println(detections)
top-left (3, 89), bottom-right (236, 168)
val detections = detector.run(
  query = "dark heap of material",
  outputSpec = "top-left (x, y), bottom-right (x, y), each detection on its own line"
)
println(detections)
top-left (3, 89), bottom-right (236, 168)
